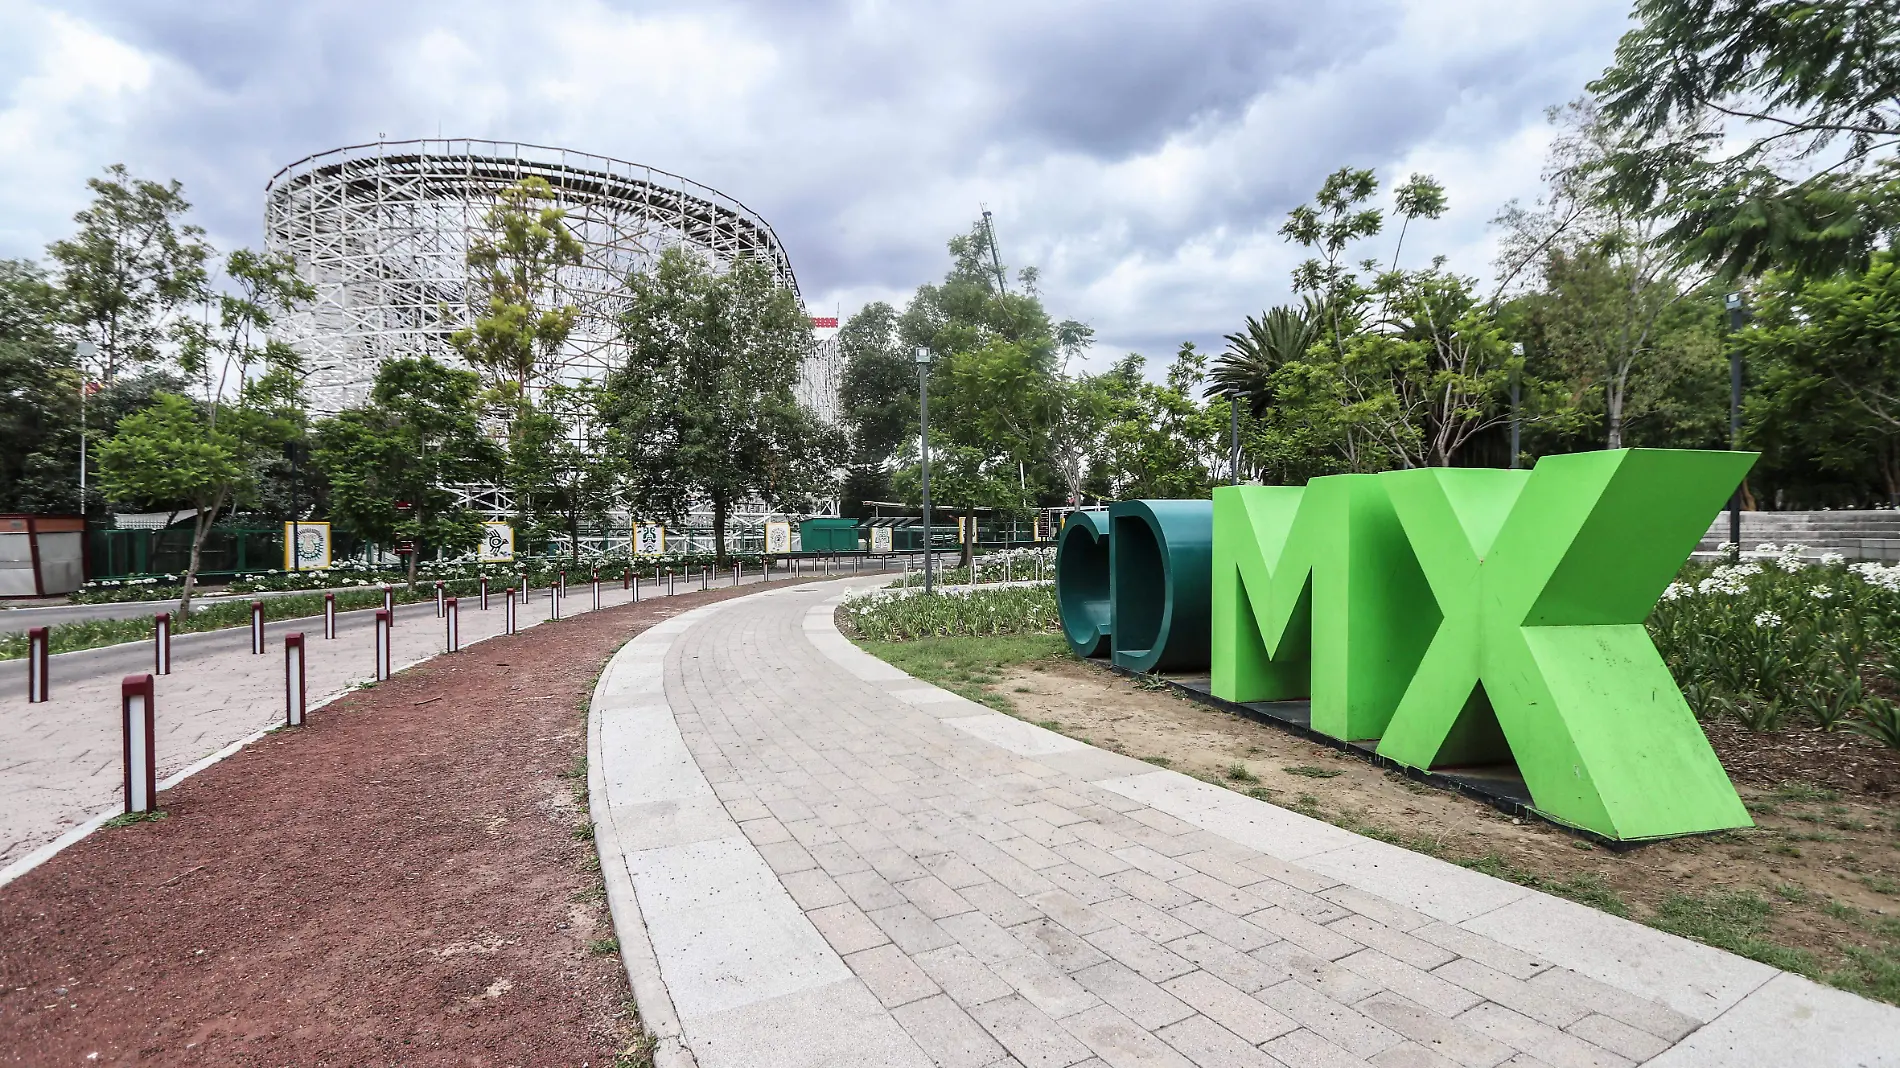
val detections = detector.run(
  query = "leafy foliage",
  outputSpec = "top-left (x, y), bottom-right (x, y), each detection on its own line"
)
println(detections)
top-left (840, 584), bottom-right (1057, 641)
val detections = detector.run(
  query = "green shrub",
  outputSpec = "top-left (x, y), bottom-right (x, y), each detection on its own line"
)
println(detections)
top-left (841, 585), bottom-right (1057, 641)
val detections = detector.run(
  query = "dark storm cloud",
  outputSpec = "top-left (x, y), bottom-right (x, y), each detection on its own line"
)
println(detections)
top-left (6, 0), bottom-right (1635, 365)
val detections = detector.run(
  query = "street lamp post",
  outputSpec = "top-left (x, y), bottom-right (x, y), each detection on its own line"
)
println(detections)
top-left (916, 346), bottom-right (934, 595)
top-left (76, 341), bottom-right (97, 514)
top-left (1726, 292), bottom-right (1746, 562)
top-left (1229, 395), bottom-right (1241, 485)
top-left (1509, 342), bottom-right (1523, 470)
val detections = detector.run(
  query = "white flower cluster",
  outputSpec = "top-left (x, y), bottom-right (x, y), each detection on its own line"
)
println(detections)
top-left (1753, 610), bottom-right (1783, 627)
top-left (1660, 582), bottom-right (1693, 601)
top-left (1771, 543), bottom-right (1810, 572)
top-left (1850, 561), bottom-right (1900, 593)
top-left (1696, 562), bottom-right (1761, 595)
top-left (1821, 552), bottom-right (1847, 566)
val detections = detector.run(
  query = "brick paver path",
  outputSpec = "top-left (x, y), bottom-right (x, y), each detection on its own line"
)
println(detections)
top-left (590, 579), bottom-right (1900, 1068)
top-left (0, 565), bottom-right (863, 871)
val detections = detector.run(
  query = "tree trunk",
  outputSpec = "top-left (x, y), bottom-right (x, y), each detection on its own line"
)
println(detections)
top-left (178, 504), bottom-right (215, 618)
top-left (568, 505), bottom-right (580, 565)
top-left (713, 491), bottom-right (728, 564)
top-left (961, 506), bottom-right (976, 570)
top-left (406, 544), bottom-right (419, 592)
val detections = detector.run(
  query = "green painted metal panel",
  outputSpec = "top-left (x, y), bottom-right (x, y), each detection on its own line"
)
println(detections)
top-left (1210, 476), bottom-right (1436, 740)
top-left (1377, 449), bottom-right (1757, 839)
top-left (1055, 510), bottom-right (1112, 658)
top-left (1109, 499), bottom-right (1212, 673)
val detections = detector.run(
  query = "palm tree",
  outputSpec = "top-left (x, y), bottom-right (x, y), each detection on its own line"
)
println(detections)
top-left (1210, 301), bottom-right (1322, 414)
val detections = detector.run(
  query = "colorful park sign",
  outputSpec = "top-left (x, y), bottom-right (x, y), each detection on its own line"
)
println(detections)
top-left (1208, 448), bottom-right (1757, 839)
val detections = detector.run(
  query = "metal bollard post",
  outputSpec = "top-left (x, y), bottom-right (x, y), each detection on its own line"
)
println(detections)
top-left (122, 674), bottom-right (156, 813)
top-left (505, 590), bottom-right (517, 634)
top-left (27, 626), bottom-right (50, 702)
top-left (623, 568), bottom-right (631, 591)
top-left (550, 584), bottom-right (560, 620)
top-left (154, 613), bottom-right (171, 675)
top-left (435, 580), bottom-right (445, 618)
top-left (559, 569), bottom-right (567, 598)
top-left (251, 600), bottom-right (266, 654)
top-left (373, 609), bottom-right (392, 681)
top-left (667, 568), bottom-right (674, 596)
top-left (382, 583), bottom-right (393, 616)
top-left (480, 575), bottom-right (489, 611)
top-left (733, 562), bottom-right (740, 587)
top-left (633, 573), bottom-right (641, 603)
top-left (324, 592), bottom-right (337, 639)
top-left (701, 566), bottom-right (708, 591)
top-left (445, 597), bottom-right (459, 652)
top-left (593, 577), bottom-right (601, 611)
top-left (285, 633), bottom-right (307, 726)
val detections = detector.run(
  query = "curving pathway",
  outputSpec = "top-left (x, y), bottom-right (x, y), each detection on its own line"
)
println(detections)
top-left (589, 578), bottom-right (1900, 1068)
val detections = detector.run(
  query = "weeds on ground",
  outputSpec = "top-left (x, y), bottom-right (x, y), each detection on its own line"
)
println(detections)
top-left (103, 810), bottom-right (167, 828)
top-left (1141, 756), bottom-right (1173, 768)
top-left (587, 936), bottom-right (620, 957)
top-left (1226, 764), bottom-right (1259, 783)
top-left (1284, 765), bottom-right (1342, 779)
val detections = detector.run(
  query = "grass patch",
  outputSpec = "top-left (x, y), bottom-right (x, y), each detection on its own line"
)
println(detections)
top-left (103, 810), bottom-right (167, 828)
top-left (1141, 756), bottom-right (1173, 768)
top-left (1772, 781), bottom-right (1841, 804)
top-left (840, 585), bottom-right (1056, 641)
top-left (1225, 764), bottom-right (1259, 783)
top-left (1284, 765), bottom-right (1342, 779)
top-left (587, 936), bottom-right (620, 957)
top-left (1457, 853), bottom-right (1631, 917)
top-left (1650, 891), bottom-right (1819, 974)
top-left (855, 634), bottom-right (1067, 712)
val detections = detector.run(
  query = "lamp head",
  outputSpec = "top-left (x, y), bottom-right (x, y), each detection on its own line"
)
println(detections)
top-left (914, 346), bottom-right (933, 366)
top-left (1725, 292), bottom-right (1743, 311)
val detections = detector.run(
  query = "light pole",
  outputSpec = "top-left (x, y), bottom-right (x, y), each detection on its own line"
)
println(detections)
top-left (1726, 292), bottom-right (1746, 562)
top-left (1229, 394), bottom-right (1241, 485)
top-left (1509, 342), bottom-right (1523, 470)
top-left (76, 340), bottom-right (97, 515)
top-left (916, 346), bottom-right (935, 595)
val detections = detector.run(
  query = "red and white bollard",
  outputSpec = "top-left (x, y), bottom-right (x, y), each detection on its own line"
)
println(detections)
top-left (480, 575), bottom-right (489, 611)
top-left (549, 584), bottom-right (561, 620)
top-left (122, 673), bottom-right (156, 813)
top-left (445, 596), bottom-right (460, 652)
top-left (622, 568), bottom-right (631, 591)
top-left (382, 584), bottom-right (394, 616)
top-left (666, 568), bottom-right (674, 596)
top-left (559, 569), bottom-right (567, 597)
top-left (250, 600), bottom-right (266, 654)
top-left (632, 572), bottom-right (641, 603)
top-left (154, 612), bottom-right (171, 675)
top-left (435, 580), bottom-right (445, 618)
top-left (324, 592), bottom-right (337, 639)
top-left (733, 562), bottom-right (740, 586)
top-left (26, 626), bottom-right (49, 702)
top-left (701, 566), bottom-right (709, 591)
top-left (285, 632), bottom-right (307, 726)
top-left (593, 576), bottom-right (601, 611)
top-left (373, 609), bottom-right (392, 681)
top-left (505, 589), bottom-right (517, 634)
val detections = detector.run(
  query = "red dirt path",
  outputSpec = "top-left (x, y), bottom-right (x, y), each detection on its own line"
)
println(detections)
top-left (0, 584), bottom-right (768, 1067)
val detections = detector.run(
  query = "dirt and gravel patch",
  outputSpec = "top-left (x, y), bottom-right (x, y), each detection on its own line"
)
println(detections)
top-left (981, 654), bottom-right (1900, 1002)
top-left (0, 581), bottom-right (782, 1067)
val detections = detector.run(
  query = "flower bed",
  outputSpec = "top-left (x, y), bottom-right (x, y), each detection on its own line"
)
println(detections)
top-left (1652, 544), bottom-right (1900, 748)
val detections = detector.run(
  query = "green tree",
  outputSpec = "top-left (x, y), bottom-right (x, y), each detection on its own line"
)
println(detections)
top-left (512, 382), bottom-right (621, 562)
top-left (312, 357), bottom-right (502, 589)
top-left (1096, 345), bottom-right (1221, 498)
top-left (48, 164), bottom-right (212, 381)
top-left (95, 247), bottom-right (312, 614)
top-left (1742, 254), bottom-right (1900, 505)
top-left (1589, 0), bottom-right (1900, 279)
top-left (609, 249), bottom-right (838, 560)
top-left (0, 260), bottom-right (80, 512)
top-left (450, 177), bottom-right (586, 538)
top-left (837, 301), bottom-right (912, 512)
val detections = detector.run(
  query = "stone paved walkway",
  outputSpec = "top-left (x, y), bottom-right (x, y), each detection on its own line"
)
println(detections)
top-left (589, 578), bottom-right (1900, 1068)
top-left (0, 567), bottom-right (829, 873)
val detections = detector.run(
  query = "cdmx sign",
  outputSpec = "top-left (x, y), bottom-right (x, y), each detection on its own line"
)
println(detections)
top-left (1055, 448), bottom-right (1756, 841)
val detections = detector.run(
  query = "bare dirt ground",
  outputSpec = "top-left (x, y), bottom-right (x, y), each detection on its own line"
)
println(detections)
top-left (993, 655), bottom-right (1900, 997)
top-left (0, 582), bottom-right (779, 1067)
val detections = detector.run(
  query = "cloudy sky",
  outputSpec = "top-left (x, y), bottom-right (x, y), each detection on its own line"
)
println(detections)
top-left (0, 0), bottom-right (1635, 370)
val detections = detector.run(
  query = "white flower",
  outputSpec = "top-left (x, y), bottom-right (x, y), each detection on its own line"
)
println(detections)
top-left (1716, 541), bottom-right (1738, 555)
top-left (1811, 588), bottom-right (1836, 601)
top-left (1660, 582), bottom-right (1692, 601)
top-left (1821, 552), bottom-right (1847, 566)
top-left (1752, 611), bottom-right (1782, 627)
top-left (1755, 542), bottom-right (1780, 554)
